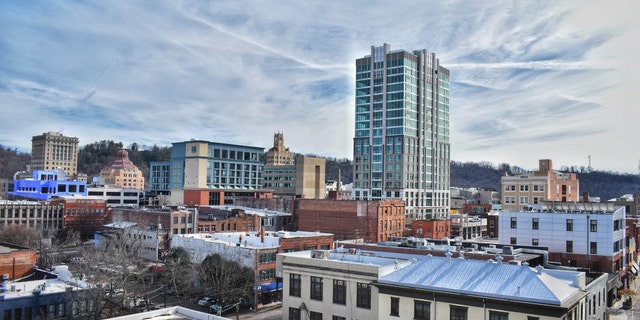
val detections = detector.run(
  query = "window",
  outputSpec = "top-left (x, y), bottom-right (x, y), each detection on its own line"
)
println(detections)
top-left (310, 277), bottom-right (323, 301)
top-left (489, 311), bottom-right (509, 320)
top-left (356, 283), bottom-right (371, 309)
top-left (289, 274), bottom-right (301, 297)
top-left (510, 217), bottom-right (517, 229)
top-left (510, 237), bottom-right (517, 245)
top-left (333, 316), bottom-right (346, 320)
top-left (450, 306), bottom-right (468, 320)
top-left (520, 185), bottom-right (529, 191)
top-left (532, 218), bottom-right (539, 230)
top-left (519, 196), bottom-right (528, 204)
top-left (414, 300), bottom-right (431, 320)
top-left (333, 280), bottom-right (346, 305)
top-left (390, 297), bottom-right (400, 316)
top-left (310, 311), bottom-right (322, 320)
top-left (289, 307), bottom-right (301, 320)
top-left (566, 241), bottom-right (573, 253)
top-left (590, 220), bottom-right (597, 232)
top-left (527, 317), bottom-right (540, 320)
top-left (566, 219), bottom-right (573, 231)
top-left (590, 242), bottom-right (597, 254)
top-left (532, 238), bottom-right (539, 246)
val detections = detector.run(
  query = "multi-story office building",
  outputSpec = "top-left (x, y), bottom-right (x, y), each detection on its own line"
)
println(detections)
top-left (263, 156), bottom-right (326, 199)
top-left (352, 43), bottom-right (451, 221)
top-left (169, 140), bottom-right (264, 190)
top-left (98, 149), bottom-right (145, 190)
top-left (149, 161), bottom-right (171, 194)
top-left (30, 131), bottom-right (79, 178)
top-left (499, 202), bottom-right (625, 275)
top-left (501, 159), bottom-right (579, 211)
top-left (167, 140), bottom-right (266, 205)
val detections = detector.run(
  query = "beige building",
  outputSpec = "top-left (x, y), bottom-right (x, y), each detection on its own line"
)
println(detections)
top-left (501, 159), bottom-right (579, 211)
top-left (279, 248), bottom-right (607, 320)
top-left (30, 131), bottom-right (79, 178)
top-left (0, 199), bottom-right (64, 232)
top-left (265, 132), bottom-right (294, 166)
top-left (99, 149), bottom-right (145, 190)
top-left (263, 156), bottom-right (325, 199)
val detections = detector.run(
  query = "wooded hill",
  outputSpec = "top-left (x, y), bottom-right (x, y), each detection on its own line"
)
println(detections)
top-left (1, 143), bottom-right (637, 201)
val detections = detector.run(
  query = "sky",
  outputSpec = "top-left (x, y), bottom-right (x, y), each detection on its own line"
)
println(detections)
top-left (1, 1), bottom-right (639, 174)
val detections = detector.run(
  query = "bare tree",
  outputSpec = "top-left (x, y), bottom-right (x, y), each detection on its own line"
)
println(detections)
top-left (198, 253), bottom-right (254, 306)
top-left (162, 247), bottom-right (196, 302)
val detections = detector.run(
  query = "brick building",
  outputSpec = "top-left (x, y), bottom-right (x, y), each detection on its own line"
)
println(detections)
top-left (50, 196), bottom-right (110, 238)
top-left (294, 199), bottom-right (405, 243)
top-left (410, 219), bottom-right (450, 239)
top-left (501, 159), bottom-right (579, 211)
top-left (196, 206), bottom-right (255, 233)
top-left (0, 243), bottom-right (37, 280)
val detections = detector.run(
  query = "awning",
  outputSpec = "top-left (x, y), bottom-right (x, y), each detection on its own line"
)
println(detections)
top-left (632, 261), bottom-right (640, 274)
top-left (257, 281), bottom-right (282, 293)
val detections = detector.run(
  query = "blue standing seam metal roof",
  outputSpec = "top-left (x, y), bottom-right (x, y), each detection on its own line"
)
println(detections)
top-left (378, 255), bottom-right (581, 306)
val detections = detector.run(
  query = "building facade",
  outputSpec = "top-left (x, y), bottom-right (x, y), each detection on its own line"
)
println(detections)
top-left (0, 200), bottom-right (64, 232)
top-left (499, 202), bottom-right (626, 275)
top-left (264, 156), bottom-right (326, 199)
top-left (169, 140), bottom-right (264, 191)
top-left (149, 161), bottom-right (171, 194)
top-left (352, 43), bottom-right (451, 221)
top-left (30, 131), bottom-right (79, 178)
top-left (0, 243), bottom-right (37, 280)
top-left (9, 170), bottom-right (87, 201)
top-left (501, 159), bottom-right (580, 211)
top-left (278, 249), bottom-right (606, 320)
top-left (87, 186), bottom-right (143, 207)
top-left (265, 132), bottom-right (294, 166)
top-left (51, 196), bottom-right (109, 238)
top-left (98, 149), bottom-right (145, 190)
top-left (294, 199), bottom-right (405, 243)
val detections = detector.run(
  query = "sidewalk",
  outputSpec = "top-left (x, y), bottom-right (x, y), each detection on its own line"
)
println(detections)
top-left (608, 276), bottom-right (640, 320)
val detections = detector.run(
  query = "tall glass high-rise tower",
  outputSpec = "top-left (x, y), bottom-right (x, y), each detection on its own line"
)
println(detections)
top-left (352, 43), bottom-right (450, 221)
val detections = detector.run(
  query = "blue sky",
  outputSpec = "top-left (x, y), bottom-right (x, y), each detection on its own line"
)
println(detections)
top-left (1, 1), bottom-right (638, 173)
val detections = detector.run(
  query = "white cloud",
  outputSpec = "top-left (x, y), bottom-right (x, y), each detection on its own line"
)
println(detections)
top-left (1, 0), bottom-right (638, 173)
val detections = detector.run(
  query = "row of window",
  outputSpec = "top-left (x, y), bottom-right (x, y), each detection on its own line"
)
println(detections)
top-left (289, 274), bottom-right (372, 308)
top-left (504, 185), bottom-right (545, 192)
top-left (510, 217), bottom-right (599, 232)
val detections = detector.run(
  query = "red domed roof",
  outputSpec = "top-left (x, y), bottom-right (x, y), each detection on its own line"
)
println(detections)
top-left (108, 149), bottom-right (139, 170)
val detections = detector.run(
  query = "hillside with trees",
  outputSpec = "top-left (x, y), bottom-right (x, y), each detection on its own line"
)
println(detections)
top-left (1, 142), bottom-right (637, 201)
top-left (450, 161), bottom-right (640, 201)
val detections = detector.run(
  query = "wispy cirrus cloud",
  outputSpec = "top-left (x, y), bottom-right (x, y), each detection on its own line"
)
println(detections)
top-left (1, 0), bottom-right (638, 173)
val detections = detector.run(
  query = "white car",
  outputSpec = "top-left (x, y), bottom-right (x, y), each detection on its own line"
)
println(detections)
top-left (198, 297), bottom-right (213, 306)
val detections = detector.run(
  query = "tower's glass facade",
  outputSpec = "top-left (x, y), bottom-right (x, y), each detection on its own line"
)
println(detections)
top-left (353, 44), bottom-right (450, 220)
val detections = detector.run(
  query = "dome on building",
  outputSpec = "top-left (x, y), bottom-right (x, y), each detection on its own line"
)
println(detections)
top-left (98, 149), bottom-right (145, 190)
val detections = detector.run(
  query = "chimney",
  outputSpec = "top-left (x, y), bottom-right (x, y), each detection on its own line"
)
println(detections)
top-left (583, 192), bottom-right (590, 202)
top-left (261, 227), bottom-right (265, 243)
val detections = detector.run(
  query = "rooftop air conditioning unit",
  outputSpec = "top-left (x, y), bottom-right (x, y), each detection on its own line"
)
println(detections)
top-left (2, 274), bottom-right (9, 280)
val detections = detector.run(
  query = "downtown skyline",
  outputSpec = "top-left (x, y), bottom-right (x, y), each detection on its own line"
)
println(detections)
top-left (1, 1), bottom-right (639, 174)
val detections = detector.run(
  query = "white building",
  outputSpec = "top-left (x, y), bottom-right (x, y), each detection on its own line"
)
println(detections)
top-left (278, 249), bottom-right (608, 320)
top-left (87, 185), bottom-right (143, 207)
top-left (499, 202), bottom-right (625, 274)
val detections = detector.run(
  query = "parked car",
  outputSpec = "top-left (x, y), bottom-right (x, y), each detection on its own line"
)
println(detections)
top-left (198, 297), bottom-right (213, 306)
